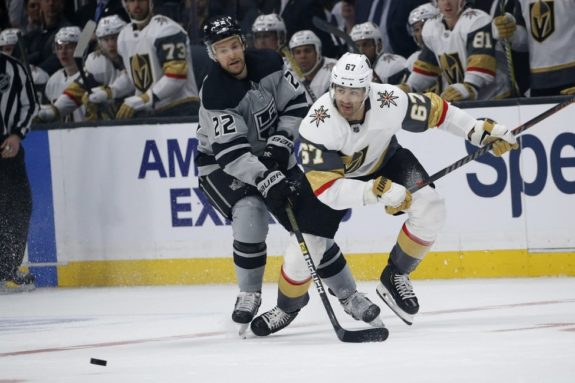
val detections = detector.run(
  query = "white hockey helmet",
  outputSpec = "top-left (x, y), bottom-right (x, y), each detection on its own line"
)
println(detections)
top-left (96, 15), bottom-right (127, 38)
top-left (330, 52), bottom-right (373, 102)
top-left (289, 29), bottom-right (322, 59)
top-left (408, 3), bottom-right (439, 33)
top-left (54, 26), bottom-right (81, 45)
top-left (252, 13), bottom-right (286, 44)
top-left (122, 0), bottom-right (153, 25)
top-left (349, 22), bottom-right (383, 56)
top-left (0, 28), bottom-right (20, 47)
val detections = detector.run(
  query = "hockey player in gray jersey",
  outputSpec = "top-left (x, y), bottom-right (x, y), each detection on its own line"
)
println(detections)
top-left (196, 16), bottom-right (382, 335)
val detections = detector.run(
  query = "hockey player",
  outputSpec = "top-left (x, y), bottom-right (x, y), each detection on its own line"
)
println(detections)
top-left (251, 13), bottom-right (286, 52)
top-left (403, 0), bottom-right (511, 101)
top-left (89, 0), bottom-right (200, 119)
top-left (0, 28), bottom-right (49, 102)
top-left (36, 15), bottom-right (130, 123)
top-left (405, 3), bottom-right (442, 94)
top-left (196, 16), bottom-right (382, 335)
top-left (491, 0), bottom-right (575, 96)
top-left (41, 26), bottom-right (85, 123)
top-left (253, 53), bottom-right (519, 331)
top-left (349, 22), bottom-right (410, 85)
top-left (288, 30), bottom-right (337, 103)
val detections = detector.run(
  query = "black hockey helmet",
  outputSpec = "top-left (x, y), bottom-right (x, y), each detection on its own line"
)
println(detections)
top-left (203, 16), bottom-right (244, 46)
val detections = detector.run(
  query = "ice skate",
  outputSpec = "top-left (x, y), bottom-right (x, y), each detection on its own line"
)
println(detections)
top-left (232, 291), bottom-right (261, 336)
top-left (376, 265), bottom-right (419, 325)
top-left (339, 291), bottom-right (385, 327)
top-left (250, 306), bottom-right (299, 336)
top-left (0, 271), bottom-right (36, 294)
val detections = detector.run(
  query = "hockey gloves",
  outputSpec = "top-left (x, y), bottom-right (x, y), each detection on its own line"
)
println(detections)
top-left (441, 83), bottom-right (477, 102)
top-left (370, 176), bottom-right (412, 215)
top-left (87, 86), bottom-right (114, 104)
top-left (260, 133), bottom-right (294, 171)
top-left (36, 104), bottom-right (60, 123)
top-left (467, 119), bottom-right (519, 156)
top-left (492, 13), bottom-right (516, 40)
top-left (116, 93), bottom-right (153, 119)
top-left (256, 170), bottom-right (297, 213)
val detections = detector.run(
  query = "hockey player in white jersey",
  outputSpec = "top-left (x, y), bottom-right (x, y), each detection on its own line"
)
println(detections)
top-left (196, 17), bottom-right (381, 336)
top-left (288, 30), bottom-right (337, 103)
top-left (404, 0), bottom-right (511, 101)
top-left (251, 13), bottom-right (286, 52)
top-left (349, 22), bottom-right (410, 85)
top-left (491, 0), bottom-right (575, 96)
top-left (94, 0), bottom-right (199, 119)
top-left (39, 26), bottom-right (85, 123)
top-left (253, 53), bottom-right (518, 329)
top-left (37, 15), bottom-right (130, 122)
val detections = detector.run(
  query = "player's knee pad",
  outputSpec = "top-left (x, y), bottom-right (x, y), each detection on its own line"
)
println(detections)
top-left (406, 186), bottom-right (446, 241)
top-left (233, 240), bottom-right (267, 270)
top-left (231, 196), bottom-right (269, 244)
top-left (282, 234), bottom-right (329, 282)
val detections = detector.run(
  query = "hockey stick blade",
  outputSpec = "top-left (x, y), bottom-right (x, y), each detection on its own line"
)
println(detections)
top-left (312, 16), bottom-right (360, 54)
top-left (286, 205), bottom-right (389, 343)
top-left (74, 20), bottom-right (96, 60)
top-left (409, 97), bottom-right (575, 193)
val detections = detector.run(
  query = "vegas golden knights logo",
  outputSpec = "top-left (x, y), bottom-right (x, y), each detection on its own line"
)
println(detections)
top-left (130, 54), bottom-right (153, 92)
top-left (530, 0), bottom-right (554, 43)
top-left (439, 53), bottom-right (464, 85)
top-left (343, 147), bottom-right (368, 173)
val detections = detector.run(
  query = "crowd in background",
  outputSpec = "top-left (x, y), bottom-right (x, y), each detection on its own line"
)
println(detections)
top-left (0, 0), bottom-right (573, 124)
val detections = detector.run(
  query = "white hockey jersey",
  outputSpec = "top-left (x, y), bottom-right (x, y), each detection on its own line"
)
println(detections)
top-left (299, 83), bottom-right (462, 209)
top-left (117, 15), bottom-right (199, 111)
top-left (373, 53), bottom-right (409, 84)
top-left (292, 57), bottom-right (337, 103)
top-left (511, 0), bottom-right (575, 89)
top-left (410, 8), bottom-right (511, 100)
top-left (45, 69), bottom-right (85, 122)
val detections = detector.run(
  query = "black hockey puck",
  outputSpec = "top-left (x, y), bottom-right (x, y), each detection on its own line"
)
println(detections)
top-left (90, 358), bottom-right (107, 366)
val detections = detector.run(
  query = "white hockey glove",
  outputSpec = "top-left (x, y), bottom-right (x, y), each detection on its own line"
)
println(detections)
top-left (116, 93), bottom-right (153, 120)
top-left (467, 119), bottom-right (519, 156)
top-left (364, 176), bottom-right (412, 215)
top-left (492, 13), bottom-right (516, 40)
top-left (87, 86), bottom-right (113, 104)
top-left (441, 83), bottom-right (478, 102)
top-left (37, 104), bottom-right (60, 122)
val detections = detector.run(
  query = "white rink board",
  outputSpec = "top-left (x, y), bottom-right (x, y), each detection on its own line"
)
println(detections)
top-left (48, 102), bottom-right (575, 262)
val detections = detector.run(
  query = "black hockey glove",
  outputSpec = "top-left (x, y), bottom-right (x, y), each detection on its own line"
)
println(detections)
top-left (256, 170), bottom-right (296, 212)
top-left (260, 133), bottom-right (294, 172)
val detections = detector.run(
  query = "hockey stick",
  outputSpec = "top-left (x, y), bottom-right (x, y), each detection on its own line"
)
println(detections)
top-left (408, 97), bottom-right (575, 193)
top-left (285, 205), bottom-right (389, 343)
top-left (497, 0), bottom-right (520, 97)
top-left (312, 16), bottom-right (359, 54)
top-left (15, 32), bottom-right (33, 80)
top-left (73, 20), bottom-right (115, 120)
top-left (281, 46), bottom-right (318, 103)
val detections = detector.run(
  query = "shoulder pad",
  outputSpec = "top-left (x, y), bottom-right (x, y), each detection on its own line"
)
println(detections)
top-left (244, 49), bottom-right (284, 82)
top-left (201, 65), bottom-right (251, 110)
top-left (459, 8), bottom-right (491, 31)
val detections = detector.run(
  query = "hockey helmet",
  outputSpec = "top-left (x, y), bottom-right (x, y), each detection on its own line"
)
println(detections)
top-left (330, 52), bottom-right (373, 102)
top-left (0, 28), bottom-right (20, 47)
top-left (54, 26), bottom-right (81, 45)
top-left (96, 15), bottom-right (127, 38)
top-left (203, 15), bottom-right (245, 60)
top-left (349, 22), bottom-right (383, 56)
top-left (409, 3), bottom-right (440, 28)
top-left (252, 13), bottom-right (286, 47)
top-left (289, 30), bottom-right (322, 74)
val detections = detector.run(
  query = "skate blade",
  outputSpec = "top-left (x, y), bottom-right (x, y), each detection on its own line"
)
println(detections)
top-left (367, 316), bottom-right (386, 328)
top-left (0, 283), bottom-right (35, 295)
top-left (376, 285), bottom-right (414, 326)
top-left (238, 323), bottom-right (250, 338)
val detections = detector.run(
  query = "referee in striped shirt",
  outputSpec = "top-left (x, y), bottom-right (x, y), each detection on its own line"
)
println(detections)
top-left (0, 52), bottom-right (40, 288)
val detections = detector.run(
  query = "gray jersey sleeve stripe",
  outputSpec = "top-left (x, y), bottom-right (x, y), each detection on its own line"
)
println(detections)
top-left (214, 142), bottom-right (252, 167)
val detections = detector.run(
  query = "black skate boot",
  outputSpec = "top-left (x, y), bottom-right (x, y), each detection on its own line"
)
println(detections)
top-left (9, 271), bottom-right (36, 285)
top-left (1, 271), bottom-right (36, 293)
top-left (250, 306), bottom-right (299, 336)
top-left (376, 265), bottom-right (419, 325)
top-left (339, 291), bottom-right (384, 327)
top-left (232, 292), bottom-right (261, 336)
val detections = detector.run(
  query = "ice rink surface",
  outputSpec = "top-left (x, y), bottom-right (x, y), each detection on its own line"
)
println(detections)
top-left (1, 278), bottom-right (574, 383)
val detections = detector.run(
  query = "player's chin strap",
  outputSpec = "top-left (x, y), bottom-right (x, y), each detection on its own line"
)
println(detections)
top-left (409, 97), bottom-right (575, 193)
